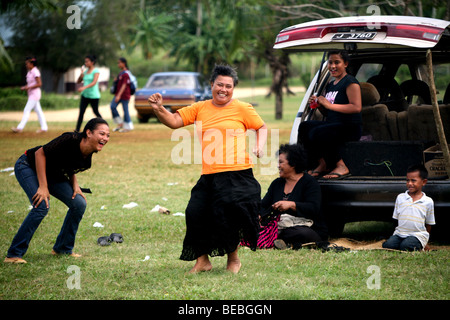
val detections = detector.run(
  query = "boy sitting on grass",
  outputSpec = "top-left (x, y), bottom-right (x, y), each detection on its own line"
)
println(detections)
top-left (382, 164), bottom-right (435, 251)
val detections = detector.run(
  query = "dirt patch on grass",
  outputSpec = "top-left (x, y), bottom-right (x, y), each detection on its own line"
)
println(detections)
top-left (328, 238), bottom-right (449, 251)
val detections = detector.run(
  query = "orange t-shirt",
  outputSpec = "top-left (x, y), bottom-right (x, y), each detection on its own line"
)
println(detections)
top-left (177, 99), bottom-right (265, 175)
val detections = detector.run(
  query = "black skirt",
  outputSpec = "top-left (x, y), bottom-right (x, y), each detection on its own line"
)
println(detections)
top-left (180, 169), bottom-right (261, 261)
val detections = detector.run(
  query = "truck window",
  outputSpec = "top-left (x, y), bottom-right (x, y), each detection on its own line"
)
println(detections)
top-left (355, 63), bottom-right (382, 82)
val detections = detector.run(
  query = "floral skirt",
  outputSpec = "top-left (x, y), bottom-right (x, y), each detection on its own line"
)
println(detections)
top-left (180, 169), bottom-right (261, 261)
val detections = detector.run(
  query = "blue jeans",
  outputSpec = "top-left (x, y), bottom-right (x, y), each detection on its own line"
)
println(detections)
top-left (7, 154), bottom-right (87, 258)
top-left (110, 97), bottom-right (131, 123)
top-left (382, 235), bottom-right (423, 251)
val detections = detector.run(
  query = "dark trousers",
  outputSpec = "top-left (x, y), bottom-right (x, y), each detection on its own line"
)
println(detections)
top-left (298, 120), bottom-right (361, 169)
top-left (76, 96), bottom-right (101, 132)
top-left (279, 226), bottom-right (322, 249)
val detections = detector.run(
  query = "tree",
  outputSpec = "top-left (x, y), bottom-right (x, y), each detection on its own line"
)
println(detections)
top-left (130, 11), bottom-right (175, 60)
top-left (131, 0), bottom-right (450, 120)
top-left (0, 0), bottom-right (57, 73)
top-left (5, 0), bottom-right (136, 91)
top-left (167, 0), bottom-right (248, 75)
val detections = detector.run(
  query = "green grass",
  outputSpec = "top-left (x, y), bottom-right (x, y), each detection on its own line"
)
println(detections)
top-left (0, 94), bottom-right (448, 301)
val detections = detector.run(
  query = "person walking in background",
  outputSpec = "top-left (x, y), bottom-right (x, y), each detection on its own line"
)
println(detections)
top-left (110, 57), bottom-right (133, 132)
top-left (12, 57), bottom-right (48, 133)
top-left (75, 55), bottom-right (102, 132)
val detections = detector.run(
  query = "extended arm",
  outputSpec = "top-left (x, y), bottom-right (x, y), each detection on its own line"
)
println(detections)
top-left (148, 93), bottom-right (184, 129)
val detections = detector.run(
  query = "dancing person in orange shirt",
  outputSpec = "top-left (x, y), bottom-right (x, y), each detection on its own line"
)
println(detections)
top-left (148, 64), bottom-right (267, 274)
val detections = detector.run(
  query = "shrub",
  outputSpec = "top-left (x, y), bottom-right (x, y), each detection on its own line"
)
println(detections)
top-left (0, 87), bottom-right (80, 111)
top-left (0, 87), bottom-right (24, 98)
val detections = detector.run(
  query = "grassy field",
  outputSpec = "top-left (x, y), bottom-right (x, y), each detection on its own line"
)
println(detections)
top-left (0, 93), bottom-right (448, 303)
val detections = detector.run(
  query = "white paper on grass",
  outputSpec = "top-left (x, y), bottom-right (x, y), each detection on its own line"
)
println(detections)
top-left (150, 205), bottom-right (161, 212)
top-left (123, 202), bottom-right (138, 209)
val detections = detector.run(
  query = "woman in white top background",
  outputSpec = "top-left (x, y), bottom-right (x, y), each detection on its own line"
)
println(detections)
top-left (12, 56), bottom-right (48, 133)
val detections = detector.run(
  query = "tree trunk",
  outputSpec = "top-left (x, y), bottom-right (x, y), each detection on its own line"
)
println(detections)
top-left (275, 88), bottom-right (283, 120)
top-left (265, 47), bottom-right (291, 120)
top-left (52, 72), bottom-right (62, 93)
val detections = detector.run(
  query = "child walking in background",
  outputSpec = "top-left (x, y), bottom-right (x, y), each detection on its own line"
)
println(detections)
top-left (383, 164), bottom-right (435, 251)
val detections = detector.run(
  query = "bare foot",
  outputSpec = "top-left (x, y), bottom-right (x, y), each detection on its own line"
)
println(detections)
top-left (188, 255), bottom-right (212, 274)
top-left (226, 248), bottom-right (241, 274)
top-left (226, 259), bottom-right (242, 274)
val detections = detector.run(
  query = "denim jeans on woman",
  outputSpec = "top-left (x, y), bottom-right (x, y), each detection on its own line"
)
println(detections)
top-left (110, 97), bottom-right (134, 130)
top-left (7, 154), bottom-right (86, 258)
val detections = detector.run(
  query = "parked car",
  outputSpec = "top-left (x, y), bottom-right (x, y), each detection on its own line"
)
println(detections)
top-left (134, 71), bottom-right (212, 122)
top-left (274, 15), bottom-right (450, 239)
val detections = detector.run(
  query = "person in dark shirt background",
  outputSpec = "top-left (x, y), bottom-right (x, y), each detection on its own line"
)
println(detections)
top-left (110, 57), bottom-right (134, 132)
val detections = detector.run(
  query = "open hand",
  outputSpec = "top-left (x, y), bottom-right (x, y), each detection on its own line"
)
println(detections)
top-left (72, 185), bottom-right (87, 202)
top-left (32, 187), bottom-right (50, 209)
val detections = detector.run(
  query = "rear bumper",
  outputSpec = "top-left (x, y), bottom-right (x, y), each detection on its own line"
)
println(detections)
top-left (134, 97), bottom-right (194, 116)
top-left (320, 177), bottom-right (450, 221)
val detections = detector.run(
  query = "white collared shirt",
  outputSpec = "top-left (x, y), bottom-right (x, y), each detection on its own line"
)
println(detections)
top-left (393, 191), bottom-right (435, 247)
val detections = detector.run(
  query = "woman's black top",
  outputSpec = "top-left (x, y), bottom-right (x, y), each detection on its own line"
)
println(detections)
top-left (25, 132), bottom-right (92, 182)
top-left (324, 74), bottom-right (362, 125)
top-left (261, 173), bottom-right (328, 239)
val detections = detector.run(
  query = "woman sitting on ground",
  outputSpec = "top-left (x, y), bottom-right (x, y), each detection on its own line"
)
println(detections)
top-left (260, 144), bottom-right (328, 249)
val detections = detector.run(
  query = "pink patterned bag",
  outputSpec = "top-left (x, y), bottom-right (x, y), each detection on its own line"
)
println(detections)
top-left (241, 216), bottom-right (280, 249)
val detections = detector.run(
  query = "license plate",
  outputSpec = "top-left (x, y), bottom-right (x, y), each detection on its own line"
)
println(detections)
top-left (332, 32), bottom-right (377, 40)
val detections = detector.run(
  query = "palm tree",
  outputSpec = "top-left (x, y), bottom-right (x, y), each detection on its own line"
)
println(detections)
top-left (131, 10), bottom-right (174, 60)
top-left (169, 7), bottom-right (233, 74)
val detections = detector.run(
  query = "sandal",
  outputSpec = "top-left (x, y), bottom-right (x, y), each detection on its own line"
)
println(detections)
top-left (322, 172), bottom-right (351, 180)
top-left (97, 236), bottom-right (112, 246)
top-left (51, 249), bottom-right (82, 258)
top-left (4, 257), bottom-right (27, 264)
top-left (308, 170), bottom-right (329, 177)
top-left (109, 233), bottom-right (124, 243)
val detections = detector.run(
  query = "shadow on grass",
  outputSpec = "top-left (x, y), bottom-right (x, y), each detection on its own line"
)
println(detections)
top-left (341, 221), bottom-right (395, 241)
